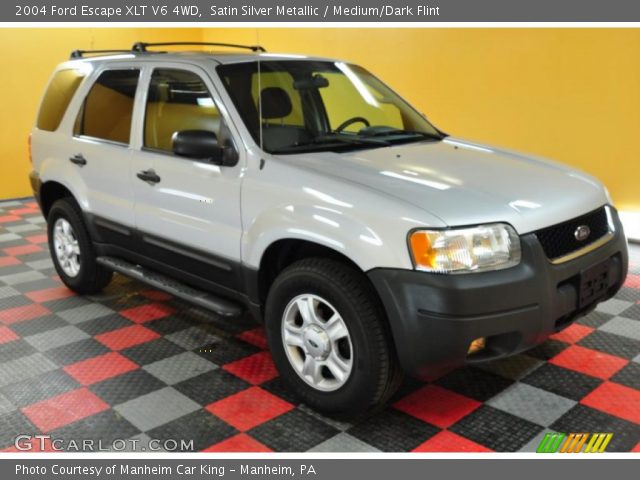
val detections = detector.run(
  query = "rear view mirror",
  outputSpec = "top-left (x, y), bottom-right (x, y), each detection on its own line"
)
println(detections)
top-left (293, 74), bottom-right (329, 90)
top-left (172, 130), bottom-right (237, 166)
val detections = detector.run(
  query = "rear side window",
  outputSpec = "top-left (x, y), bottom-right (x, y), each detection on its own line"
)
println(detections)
top-left (74, 69), bottom-right (140, 144)
top-left (144, 68), bottom-right (221, 152)
top-left (37, 69), bottom-right (85, 131)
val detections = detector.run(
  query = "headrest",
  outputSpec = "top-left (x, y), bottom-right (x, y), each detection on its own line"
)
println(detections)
top-left (260, 87), bottom-right (292, 119)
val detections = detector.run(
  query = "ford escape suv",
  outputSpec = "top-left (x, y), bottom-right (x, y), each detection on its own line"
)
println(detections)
top-left (29, 42), bottom-right (628, 413)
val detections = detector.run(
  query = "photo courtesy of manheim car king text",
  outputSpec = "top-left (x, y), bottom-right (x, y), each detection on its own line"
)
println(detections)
top-left (0, 0), bottom-right (638, 478)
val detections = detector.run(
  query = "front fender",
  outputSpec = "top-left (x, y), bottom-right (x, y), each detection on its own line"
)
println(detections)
top-left (240, 156), bottom-right (447, 273)
top-left (243, 203), bottom-right (418, 272)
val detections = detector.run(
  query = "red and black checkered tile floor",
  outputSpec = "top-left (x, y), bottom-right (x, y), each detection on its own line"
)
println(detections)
top-left (0, 198), bottom-right (639, 452)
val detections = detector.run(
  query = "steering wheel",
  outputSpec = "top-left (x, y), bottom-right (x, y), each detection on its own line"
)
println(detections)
top-left (335, 116), bottom-right (370, 133)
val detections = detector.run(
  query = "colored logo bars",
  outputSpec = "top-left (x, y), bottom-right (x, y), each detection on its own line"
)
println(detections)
top-left (536, 432), bottom-right (613, 453)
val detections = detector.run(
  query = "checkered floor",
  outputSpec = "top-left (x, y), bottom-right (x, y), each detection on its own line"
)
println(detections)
top-left (0, 198), bottom-right (639, 453)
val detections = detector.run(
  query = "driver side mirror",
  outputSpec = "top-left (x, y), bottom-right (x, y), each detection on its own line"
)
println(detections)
top-left (172, 130), bottom-right (238, 166)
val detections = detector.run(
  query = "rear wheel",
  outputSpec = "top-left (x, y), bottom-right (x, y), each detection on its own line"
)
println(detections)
top-left (47, 198), bottom-right (112, 294)
top-left (265, 258), bottom-right (401, 413)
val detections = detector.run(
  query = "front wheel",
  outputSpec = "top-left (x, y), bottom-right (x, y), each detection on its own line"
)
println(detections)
top-left (265, 258), bottom-right (401, 414)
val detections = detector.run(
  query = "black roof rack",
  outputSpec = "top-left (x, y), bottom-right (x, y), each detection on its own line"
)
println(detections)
top-left (131, 42), bottom-right (266, 53)
top-left (70, 49), bottom-right (132, 59)
top-left (70, 42), bottom-right (267, 61)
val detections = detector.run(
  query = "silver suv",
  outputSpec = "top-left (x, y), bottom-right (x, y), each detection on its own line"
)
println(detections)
top-left (30, 42), bottom-right (628, 413)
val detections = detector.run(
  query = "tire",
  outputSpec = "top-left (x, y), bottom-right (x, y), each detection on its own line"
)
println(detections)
top-left (265, 258), bottom-right (402, 414)
top-left (47, 198), bottom-right (112, 294)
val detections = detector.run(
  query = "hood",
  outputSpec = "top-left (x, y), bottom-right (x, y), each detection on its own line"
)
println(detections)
top-left (284, 137), bottom-right (609, 234)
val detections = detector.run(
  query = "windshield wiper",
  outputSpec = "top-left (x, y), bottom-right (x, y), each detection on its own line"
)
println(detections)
top-left (272, 135), bottom-right (389, 153)
top-left (360, 127), bottom-right (445, 141)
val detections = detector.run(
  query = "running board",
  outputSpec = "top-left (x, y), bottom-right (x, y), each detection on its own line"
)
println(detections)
top-left (96, 256), bottom-right (243, 317)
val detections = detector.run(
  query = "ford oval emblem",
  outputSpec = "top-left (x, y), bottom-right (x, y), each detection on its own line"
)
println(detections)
top-left (574, 225), bottom-right (591, 241)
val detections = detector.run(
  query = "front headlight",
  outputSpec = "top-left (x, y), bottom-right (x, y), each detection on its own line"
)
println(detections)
top-left (409, 223), bottom-right (521, 274)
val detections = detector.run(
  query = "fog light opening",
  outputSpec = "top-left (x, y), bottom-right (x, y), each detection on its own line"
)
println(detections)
top-left (467, 337), bottom-right (486, 355)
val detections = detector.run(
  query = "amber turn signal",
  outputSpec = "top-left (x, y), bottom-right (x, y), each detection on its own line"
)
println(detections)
top-left (467, 337), bottom-right (486, 355)
top-left (409, 231), bottom-right (436, 270)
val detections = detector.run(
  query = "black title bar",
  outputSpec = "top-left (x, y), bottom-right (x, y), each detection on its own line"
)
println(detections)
top-left (5, 0), bottom-right (640, 22)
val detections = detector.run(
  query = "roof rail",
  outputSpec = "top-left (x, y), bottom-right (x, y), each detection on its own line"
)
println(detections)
top-left (131, 42), bottom-right (266, 53)
top-left (70, 49), bottom-right (132, 60)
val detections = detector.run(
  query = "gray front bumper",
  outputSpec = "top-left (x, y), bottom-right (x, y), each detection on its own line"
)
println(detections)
top-left (368, 209), bottom-right (628, 379)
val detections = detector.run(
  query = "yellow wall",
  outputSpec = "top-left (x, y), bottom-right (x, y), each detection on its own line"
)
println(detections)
top-left (205, 28), bottom-right (640, 211)
top-left (1, 28), bottom-right (639, 211)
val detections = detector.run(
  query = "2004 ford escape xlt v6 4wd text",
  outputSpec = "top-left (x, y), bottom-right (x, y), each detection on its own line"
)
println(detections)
top-left (29, 42), bottom-right (628, 413)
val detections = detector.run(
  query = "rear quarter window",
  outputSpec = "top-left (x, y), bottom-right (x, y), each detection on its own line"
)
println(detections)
top-left (37, 69), bottom-right (85, 132)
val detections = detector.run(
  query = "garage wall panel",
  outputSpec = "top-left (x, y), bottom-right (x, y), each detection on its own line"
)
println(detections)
top-left (1, 28), bottom-right (638, 212)
top-left (0, 28), bottom-right (201, 200)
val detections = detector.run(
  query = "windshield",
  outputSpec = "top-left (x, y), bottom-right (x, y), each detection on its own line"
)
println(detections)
top-left (217, 60), bottom-right (444, 154)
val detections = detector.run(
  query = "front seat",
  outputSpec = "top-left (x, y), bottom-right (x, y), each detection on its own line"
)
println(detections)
top-left (259, 87), bottom-right (310, 151)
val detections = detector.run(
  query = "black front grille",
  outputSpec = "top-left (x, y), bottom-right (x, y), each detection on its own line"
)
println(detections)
top-left (535, 207), bottom-right (610, 260)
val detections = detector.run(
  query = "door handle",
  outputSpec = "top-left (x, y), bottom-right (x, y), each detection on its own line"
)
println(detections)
top-left (69, 154), bottom-right (87, 166)
top-left (136, 169), bottom-right (161, 184)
